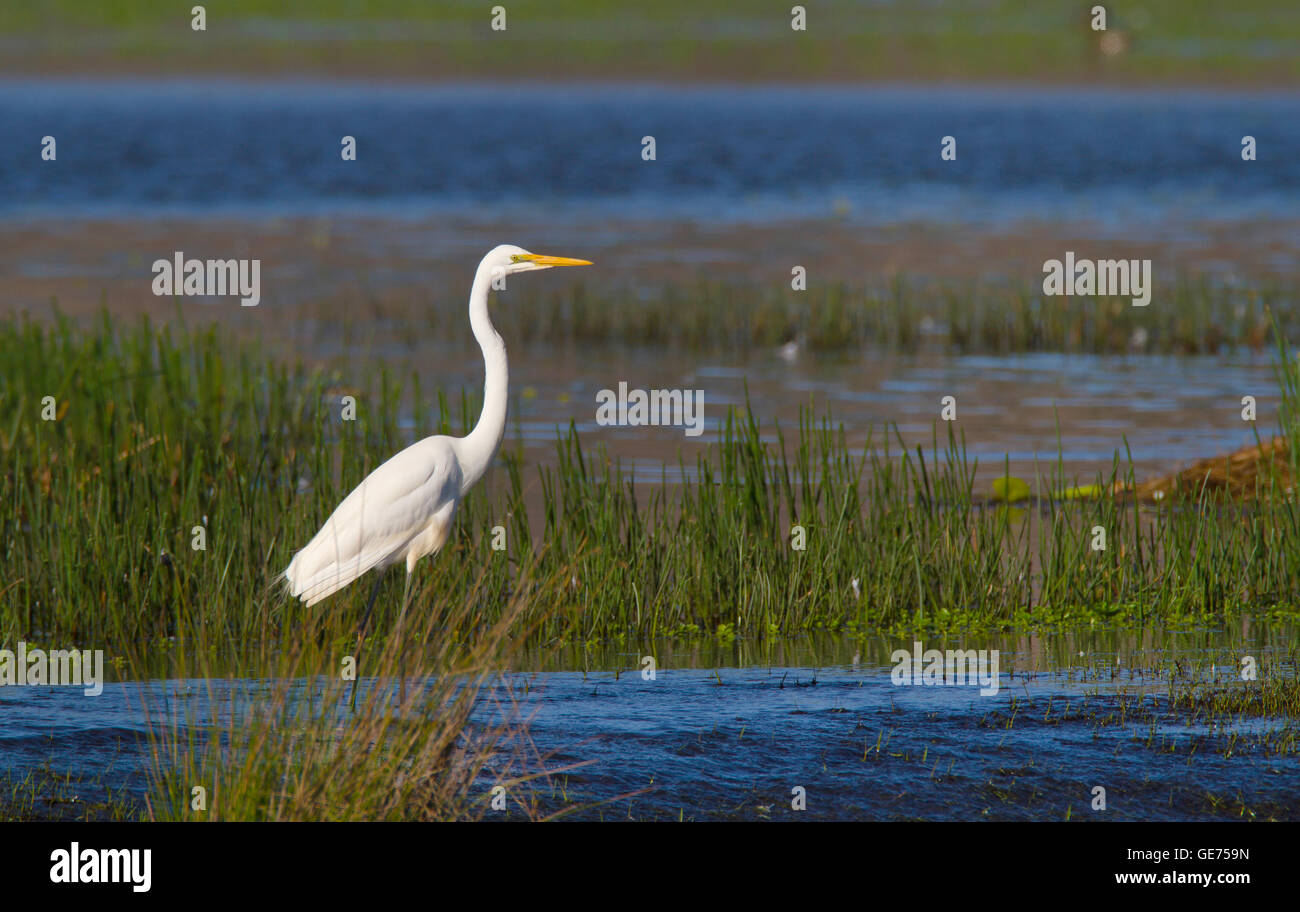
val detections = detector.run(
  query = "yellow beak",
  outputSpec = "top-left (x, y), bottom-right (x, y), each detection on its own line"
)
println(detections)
top-left (516, 254), bottom-right (594, 267)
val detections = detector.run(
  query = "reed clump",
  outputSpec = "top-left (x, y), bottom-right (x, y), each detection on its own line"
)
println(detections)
top-left (144, 556), bottom-right (582, 821)
top-left (456, 276), bottom-right (1292, 355)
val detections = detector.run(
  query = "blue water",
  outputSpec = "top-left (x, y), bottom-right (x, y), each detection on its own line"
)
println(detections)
top-left (3, 651), bottom-right (1296, 820)
top-left (1, 80), bottom-right (1296, 227)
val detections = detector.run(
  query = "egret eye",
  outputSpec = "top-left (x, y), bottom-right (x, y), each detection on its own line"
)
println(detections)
top-left (510, 254), bottom-right (528, 263)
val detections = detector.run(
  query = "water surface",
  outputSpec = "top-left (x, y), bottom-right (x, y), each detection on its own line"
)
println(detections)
top-left (2, 80), bottom-right (1296, 231)
top-left (4, 629), bottom-right (1296, 820)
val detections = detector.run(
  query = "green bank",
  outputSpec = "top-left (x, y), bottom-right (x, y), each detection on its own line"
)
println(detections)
top-left (2, 1), bottom-right (1297, 85)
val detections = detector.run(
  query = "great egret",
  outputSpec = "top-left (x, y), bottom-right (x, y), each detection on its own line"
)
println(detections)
top-left (283, 245), bottom-right (592, 681)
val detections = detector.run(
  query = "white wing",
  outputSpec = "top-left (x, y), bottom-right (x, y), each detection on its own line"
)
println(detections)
top-left (284, 436), bottom-right (462, 606)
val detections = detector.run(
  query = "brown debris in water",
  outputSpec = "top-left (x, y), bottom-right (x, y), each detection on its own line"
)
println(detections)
top-left (1116, 436), bottom-right (1294, 502)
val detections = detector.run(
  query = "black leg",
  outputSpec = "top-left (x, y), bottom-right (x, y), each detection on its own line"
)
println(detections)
top-left (350, 572), bottom-right (385, 711)
top-left (396, 572), bottom-right (413, 704)
top-left (357, 572), bottom-right (384, 640)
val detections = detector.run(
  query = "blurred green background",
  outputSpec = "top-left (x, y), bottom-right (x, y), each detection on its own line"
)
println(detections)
top-left (2, 1), bottom-right (1296, 85)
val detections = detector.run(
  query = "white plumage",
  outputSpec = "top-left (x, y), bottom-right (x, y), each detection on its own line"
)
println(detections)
top-left (285, 438), bottom-right (461, 606)
top-left (282, 245), bottom-right (592, 612)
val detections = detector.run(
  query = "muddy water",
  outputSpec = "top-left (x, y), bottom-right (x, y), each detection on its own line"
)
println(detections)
top-left (386, 341), bottom-right (1279, 487)
top-left (3, 628), bottom-right (1295, 820)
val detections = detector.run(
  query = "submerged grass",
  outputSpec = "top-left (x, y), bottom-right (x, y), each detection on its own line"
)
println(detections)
top-left (0, 762), bottom-right (137, 821)
top-left (3, 308), bottom-right (1300, 667)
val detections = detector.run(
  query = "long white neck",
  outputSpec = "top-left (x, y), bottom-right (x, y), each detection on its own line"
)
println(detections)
top-left (453, 261), bottom-right (508, 493)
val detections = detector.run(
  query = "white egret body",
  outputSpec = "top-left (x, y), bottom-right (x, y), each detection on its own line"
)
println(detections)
top-left (284, 245), bottom-right (591, 608)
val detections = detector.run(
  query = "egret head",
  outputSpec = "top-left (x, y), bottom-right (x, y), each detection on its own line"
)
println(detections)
top-left (486, 244), bottom-right (593, 277)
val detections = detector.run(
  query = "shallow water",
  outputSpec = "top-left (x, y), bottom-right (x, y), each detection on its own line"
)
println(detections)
top-left (413, 344), bottom-right (1281, 484)
top-left (3, 629), bottom-right (1296, 820)
top-left (497, 665), bottom-right (1297, 821)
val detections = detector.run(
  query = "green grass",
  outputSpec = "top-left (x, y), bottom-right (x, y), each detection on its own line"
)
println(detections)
top-left (4, 307), bottom-right (1300, 674)
top-left (1, 1), bottom-right (1297, 85)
